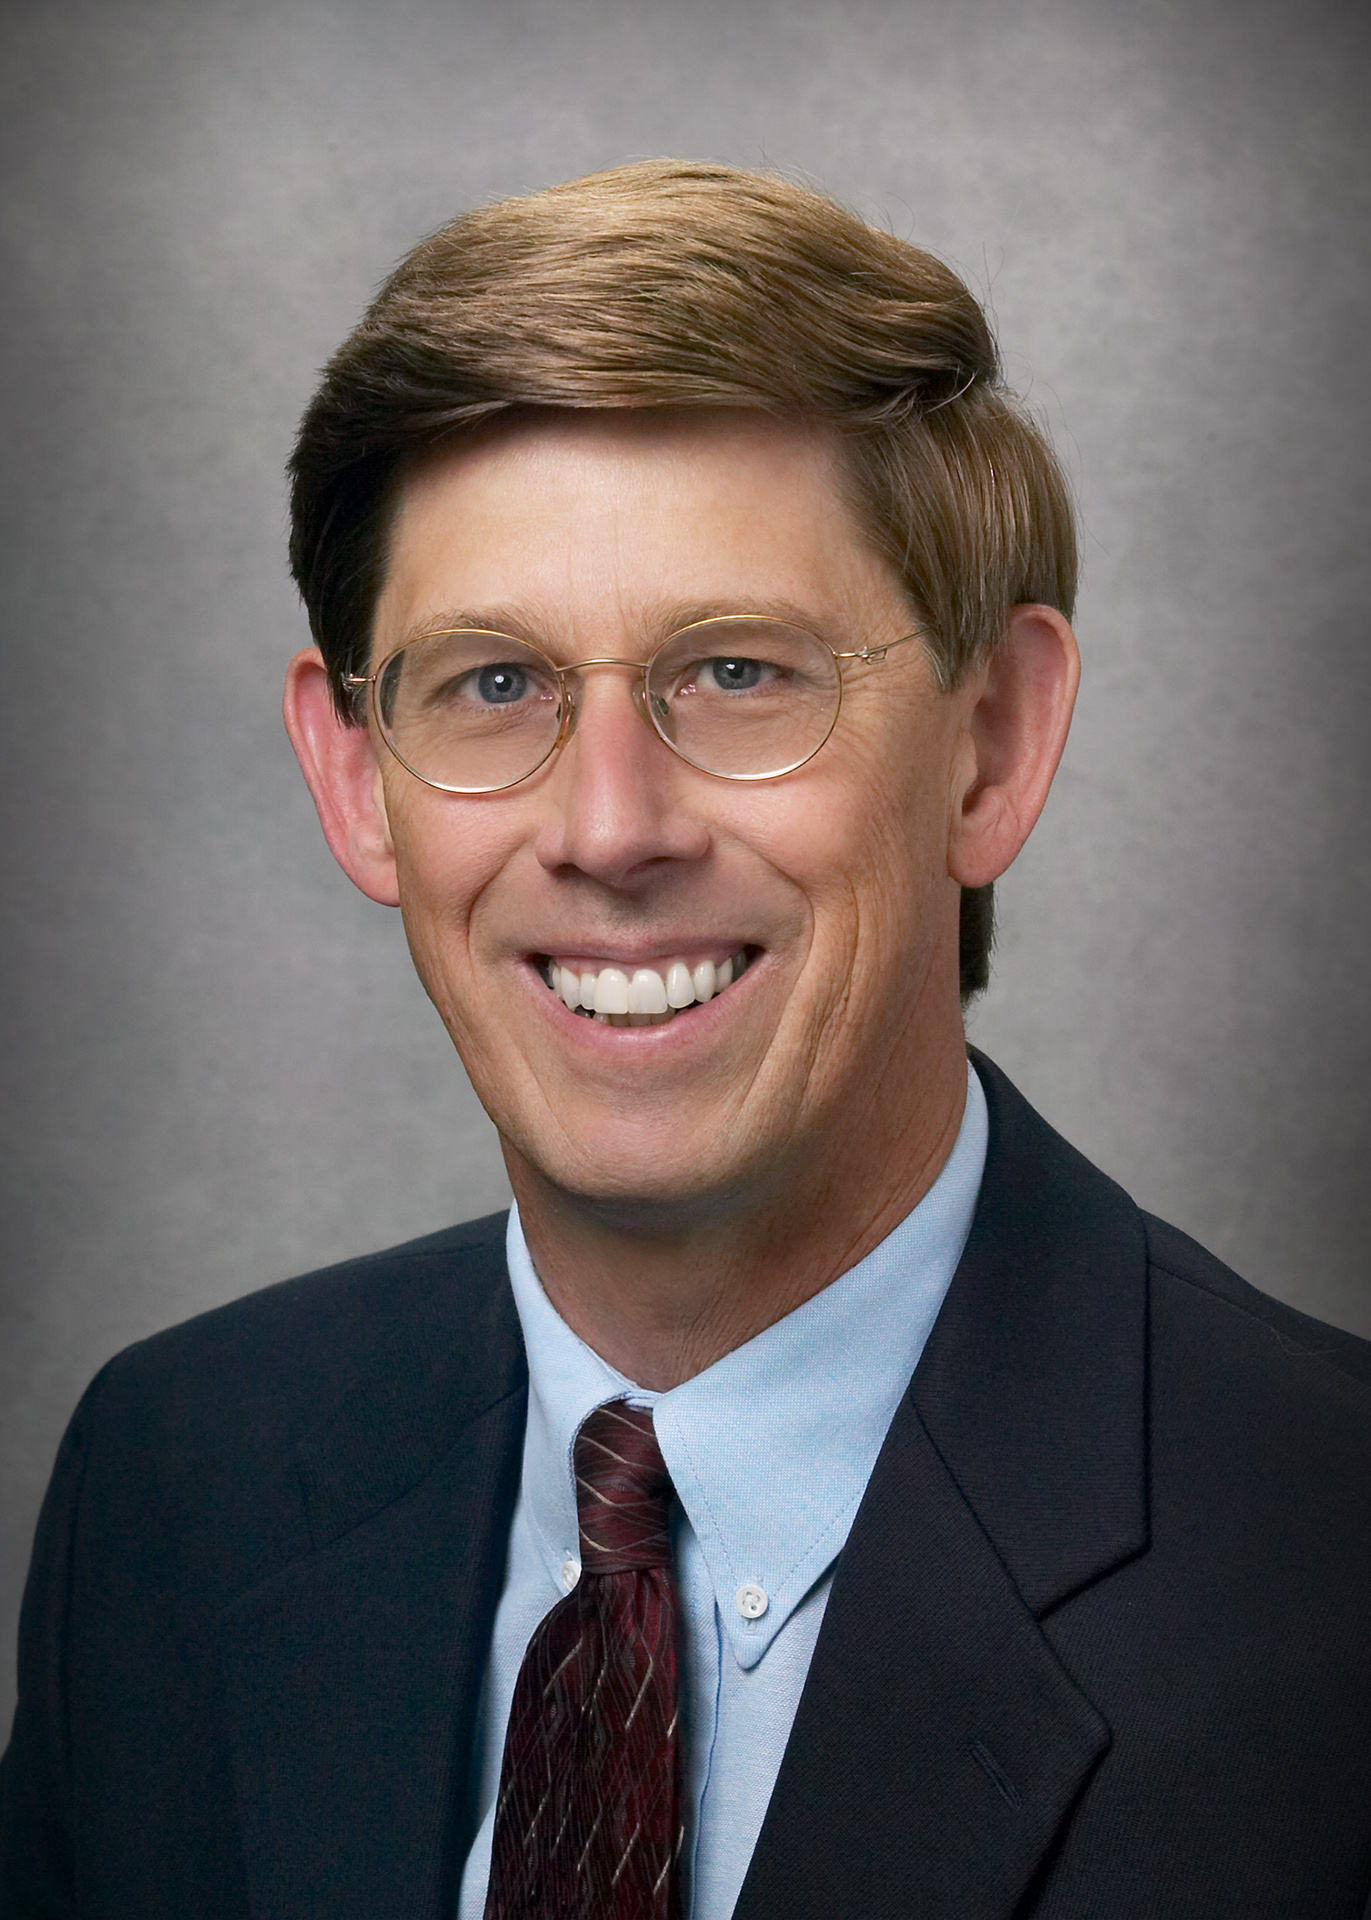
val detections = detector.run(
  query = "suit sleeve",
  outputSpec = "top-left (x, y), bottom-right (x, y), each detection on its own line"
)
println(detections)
top-left (0, 1365), bottom-right (112, 1916)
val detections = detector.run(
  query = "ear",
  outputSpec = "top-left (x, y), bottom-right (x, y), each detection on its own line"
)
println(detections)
top-left (948, 603), bottom-right (1080, 888)
top-left (282, 648), bottom-right (401, 907)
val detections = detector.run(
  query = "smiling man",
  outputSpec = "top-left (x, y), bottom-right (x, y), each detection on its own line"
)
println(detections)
top-left (4, 163), bottom-right (1371, 1920)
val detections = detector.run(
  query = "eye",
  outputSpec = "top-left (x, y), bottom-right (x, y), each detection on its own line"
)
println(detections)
top-left (474, 662), bottom-right (531, 705)
top-left (704, 656), bottom-right (773, 693)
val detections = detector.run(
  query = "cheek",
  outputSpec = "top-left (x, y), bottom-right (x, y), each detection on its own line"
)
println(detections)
top-left (779, 721), bottom-right (961, 995)
top-left (739, 724), bottom-right (953, 908)
top-left (384, 784), bottom-right (523, 959)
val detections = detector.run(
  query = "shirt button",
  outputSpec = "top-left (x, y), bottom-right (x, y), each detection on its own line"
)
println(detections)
top-left (561, 1560), bottom-right (580, 1591)
top-left (735, 1582), bottom-right (769, 1620)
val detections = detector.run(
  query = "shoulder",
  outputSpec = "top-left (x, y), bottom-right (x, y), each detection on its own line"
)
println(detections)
top-left (1137, 1211), bottom-right (1371, 1568)
top-left (77, 1210), bottom-right (516, 1479)
top-left (971, 1045), bottom-right (1371, 1406)
top-left (965, 1047), bottom-right (1371, 1524)
top-left (1142, 1209), bottom-right (1371, 1395)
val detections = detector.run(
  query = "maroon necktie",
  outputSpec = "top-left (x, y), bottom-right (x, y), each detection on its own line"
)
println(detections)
top-left (483, 1400), bottom-right (683, 1920)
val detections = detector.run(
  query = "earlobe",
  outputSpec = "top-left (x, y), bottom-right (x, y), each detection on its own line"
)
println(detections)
top-left (947, 604), bottom-right (1080, 889)
top-left (281, 648), bottom-right (401, 907)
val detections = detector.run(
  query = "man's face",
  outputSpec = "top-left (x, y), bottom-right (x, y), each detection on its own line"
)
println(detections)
top-left (369, 412), bottom-right (972, 1220)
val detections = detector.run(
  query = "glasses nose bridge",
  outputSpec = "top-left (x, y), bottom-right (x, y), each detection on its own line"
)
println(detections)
top-left (559, 653), bottom-right (651, 680)
top-left (555, 653), bottom-right (656, 746)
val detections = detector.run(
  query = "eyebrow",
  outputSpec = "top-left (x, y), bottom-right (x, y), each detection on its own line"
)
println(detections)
top-left (391, 596), bottom-right (845, 657)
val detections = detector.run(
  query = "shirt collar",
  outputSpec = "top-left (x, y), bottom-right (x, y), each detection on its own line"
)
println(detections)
top-left (506, 1060), bottom-right (988, 1668)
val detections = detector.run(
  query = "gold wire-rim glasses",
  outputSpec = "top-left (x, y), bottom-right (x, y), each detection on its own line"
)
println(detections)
top-left (342, 613), bottom-right (923, 794)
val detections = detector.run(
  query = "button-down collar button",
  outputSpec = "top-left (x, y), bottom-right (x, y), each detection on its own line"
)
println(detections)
top-left (734, 1582), bottom-right (769, 1620)
top-left (561, 1560), bottom-right (581, 1591)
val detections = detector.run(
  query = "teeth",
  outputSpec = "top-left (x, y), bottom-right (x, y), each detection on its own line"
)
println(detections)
top-left (592, 968), bottom-right (630, 1015)
top-left (547, 951), bottom-right (749, 1023)
top-left (629, 969), bottom-right (669, 1015)
top-left (666, 962), bottom-right (695, 1008)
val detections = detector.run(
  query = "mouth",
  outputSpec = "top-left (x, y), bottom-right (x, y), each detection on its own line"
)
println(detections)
top-left (534, 948), bottom-right (756, 1027)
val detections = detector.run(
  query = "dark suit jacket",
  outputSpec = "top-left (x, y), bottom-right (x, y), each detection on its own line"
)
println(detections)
top-left (4, 1053), bottom-right (1371, 1918)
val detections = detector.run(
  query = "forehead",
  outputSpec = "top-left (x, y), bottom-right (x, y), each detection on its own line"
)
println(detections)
top-left (372, 410), bottom-right (911, 655)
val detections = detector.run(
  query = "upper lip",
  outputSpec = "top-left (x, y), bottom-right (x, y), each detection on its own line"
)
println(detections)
top-left (527, 942), bottom-right (754, 965)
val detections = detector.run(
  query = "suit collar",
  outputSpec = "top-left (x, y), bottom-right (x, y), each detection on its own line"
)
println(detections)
top-left (737, 1050), bottom-right (1148, 1920)
top-left (916, 1049), bottom-right (1148, 1615)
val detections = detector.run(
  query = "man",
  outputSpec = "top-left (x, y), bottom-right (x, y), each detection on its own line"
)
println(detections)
top-left (3, 161), bottom-right (1370, 1919)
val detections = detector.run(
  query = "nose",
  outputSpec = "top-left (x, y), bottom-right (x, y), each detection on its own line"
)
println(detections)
top-left (533, 663), bottom-right (711, 887)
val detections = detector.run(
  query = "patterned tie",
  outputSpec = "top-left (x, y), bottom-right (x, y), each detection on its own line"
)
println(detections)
top-left (483, 1400), bottom-right (683, 1920)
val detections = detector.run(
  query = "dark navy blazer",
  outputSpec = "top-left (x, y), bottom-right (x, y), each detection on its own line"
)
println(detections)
top-left (4, 1053), bottom-right (1371, 1917)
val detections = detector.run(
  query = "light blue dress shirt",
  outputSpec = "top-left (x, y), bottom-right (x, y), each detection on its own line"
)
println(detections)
top-left (458, 1062), bottom-right (987, 1920)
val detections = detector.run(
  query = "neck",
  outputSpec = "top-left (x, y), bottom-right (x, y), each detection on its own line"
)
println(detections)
top-left (505, 1029), bottom-right (969, 1391)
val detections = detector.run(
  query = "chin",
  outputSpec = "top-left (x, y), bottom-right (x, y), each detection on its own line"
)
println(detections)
top-left (508, 1119), bottom-right (782, 1229)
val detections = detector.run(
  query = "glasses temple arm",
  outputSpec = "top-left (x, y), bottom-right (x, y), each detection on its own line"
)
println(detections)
top-left (833, 631), bottom-right (924, 664)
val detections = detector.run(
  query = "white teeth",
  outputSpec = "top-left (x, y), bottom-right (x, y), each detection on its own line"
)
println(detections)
top-left (666, 962), bottom-right (695, 1008)
top-left (548, 950), bottom-right (748, 1022)
top-left (592, 968), bottom-right (630, 1015)
top-left (629, 968), bottom-right (669, 1015)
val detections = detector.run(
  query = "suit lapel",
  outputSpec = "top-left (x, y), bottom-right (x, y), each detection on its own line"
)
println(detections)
top-left (736, 1397), bottom-right (1110, 1920)
top-left (737, 1054), bottom-right (1148, 1920)
top-left (218, 1225), bottom-right (527, 1920)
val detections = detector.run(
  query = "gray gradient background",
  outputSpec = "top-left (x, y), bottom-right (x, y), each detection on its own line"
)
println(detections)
top-left (2, 0), bottom-right (1368, 1723)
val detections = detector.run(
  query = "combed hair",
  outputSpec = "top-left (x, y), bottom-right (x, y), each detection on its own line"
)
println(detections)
top-left (288, 160), bottom-right (1078, 998)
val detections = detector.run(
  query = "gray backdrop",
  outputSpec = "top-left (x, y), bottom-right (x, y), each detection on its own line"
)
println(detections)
top-left (2, 0), bottom-right (1368, 1723)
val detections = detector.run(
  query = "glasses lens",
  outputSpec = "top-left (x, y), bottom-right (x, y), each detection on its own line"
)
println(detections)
top-left (374, 632), bottom-right (563, 792)
top-left (646, 621), bottom-right (841, 777)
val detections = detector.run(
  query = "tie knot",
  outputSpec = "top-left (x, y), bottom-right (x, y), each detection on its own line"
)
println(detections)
top-left (574, 1401), bottom-right (674, 1575)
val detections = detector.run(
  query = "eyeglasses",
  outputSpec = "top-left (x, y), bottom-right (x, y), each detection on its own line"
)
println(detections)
top-left (343, 615), bottom-right (921, 794)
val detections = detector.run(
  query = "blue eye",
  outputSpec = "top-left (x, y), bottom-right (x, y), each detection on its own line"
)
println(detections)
top-left (707, 657), bottom-right (765, 691)
top-left (477, 663), bottom-right (530, 704)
